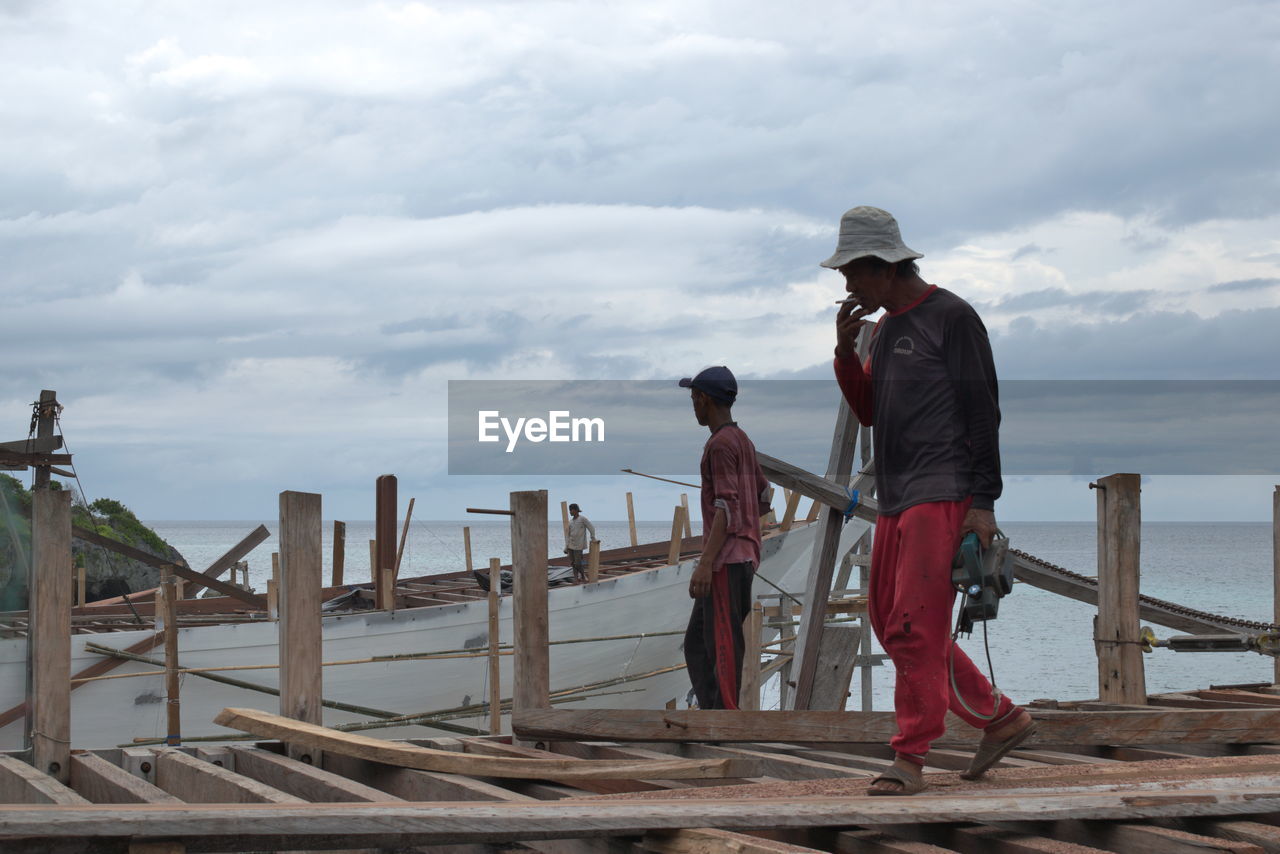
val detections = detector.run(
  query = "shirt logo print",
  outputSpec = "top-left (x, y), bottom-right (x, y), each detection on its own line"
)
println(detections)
top-left (892, 336), bottom-right (915, 356)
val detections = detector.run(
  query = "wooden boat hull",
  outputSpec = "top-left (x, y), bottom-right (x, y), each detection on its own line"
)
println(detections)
top-left (0, 518), bottom-right (867, 749)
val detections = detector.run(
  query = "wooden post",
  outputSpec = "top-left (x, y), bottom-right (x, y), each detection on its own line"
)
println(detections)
top-left (331, 521), bottom-right (345, 588)
top-left (779, 489), bottom-right (802, 532)
top-left (31, 487), bottom-right (71, 781)
top-left (510, 490), bottom-right (549, 728)
top-left (1095, 473), bottom-right (1146, 704)
top-left (560, 500), bottom-right (571, 547)
top-left (739, 602), bottom-right (763, 710)
top-left (667, 505), bottom-right (684, 566)
top-left (586, 539), bottom-right (600, 583)
top-left (394, 496), bottom-right (415, 582)
top-left (789, 400), bottom-right (860, 709)
top-left (488, 558), bottom-right (502, 735)
top-left (463, 527), bottom-right (474, 574)
top-left (805, 498), bottom-right (821, 523)
top-left (265, 579), bottom-right (278, 620)
top-left (368, 539), bottom-right (376, 584)
top-left (75, 562), bottom-right (86, 607)
top-left (680, 493), bottom-right (693, 539)
top-left (32, 390), bottom-right (57, 490)
top-left (375, 475), bottom-right (397, 611)
top-left (626, 492), bottom-right (638, 547)
top-left (271, 552), bottom-right (279, 583)
top-left (279, 490), bottom-right (323, 764)
top-left (1274, 486), bottom-right (1279, 685)
top-left (159, 566), bottom-right (180, 746)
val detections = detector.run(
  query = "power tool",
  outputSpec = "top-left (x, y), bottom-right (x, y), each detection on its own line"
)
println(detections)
top-left (951, 531), bottom-right (1014, 634)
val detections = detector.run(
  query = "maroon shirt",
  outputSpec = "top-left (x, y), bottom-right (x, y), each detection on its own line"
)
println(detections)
top-left (699, 423), bottom-right (771, 568)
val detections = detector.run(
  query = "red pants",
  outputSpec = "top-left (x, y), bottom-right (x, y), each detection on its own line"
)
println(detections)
top-left (869, 499), bottom-right (1017, 761)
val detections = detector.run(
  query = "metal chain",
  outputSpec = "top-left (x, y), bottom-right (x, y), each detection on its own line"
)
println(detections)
top-left (1011, 548), bottom-right (1280, 633)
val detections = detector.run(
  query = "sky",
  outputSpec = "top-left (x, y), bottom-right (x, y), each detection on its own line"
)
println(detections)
top-left (2, 0), bottom-right (1278, 523)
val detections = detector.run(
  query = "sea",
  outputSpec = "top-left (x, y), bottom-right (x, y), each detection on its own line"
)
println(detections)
top-left (147, 519), bottom-right (1277, 711)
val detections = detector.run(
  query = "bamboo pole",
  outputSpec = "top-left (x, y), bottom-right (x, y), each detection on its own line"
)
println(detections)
top-left (739, 602), bottom-right (763, 710)
top-left (279, 490), bottom-right (323, 763)
top-left (488, 557), bottom-right (502, 735)
top-left (510, 490), bottom-right (549, 727)
top-left (667, 505), bottom-right (684, 566)
top-left (680, 493), bottom-right (692, 539)
top-left (586, 539), bottom-right (600, 583)
top-left (31, 487), bottom-right (71, 781)
top-left (1095, 473), bottom-right (1145, 704)
top-left (463, 527), bottom-right (474, 574)
top-left (331, 521), bottom-right (345, 587)
top-left (626, 492), bottom-right (638, 547)
top-left (394, 496), bottom-right (415, 581)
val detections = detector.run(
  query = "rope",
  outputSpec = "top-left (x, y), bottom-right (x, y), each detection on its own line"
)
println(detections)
top-left (842, 487), bottom-right (860, 522)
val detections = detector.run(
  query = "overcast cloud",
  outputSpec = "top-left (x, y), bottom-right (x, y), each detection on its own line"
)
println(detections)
top-left (2, 0), bottom-right (1277, 521)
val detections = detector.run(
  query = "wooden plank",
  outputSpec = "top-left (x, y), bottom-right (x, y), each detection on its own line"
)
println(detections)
top-left (72, 525), bottom-right (266, 609)
top-left (154, 748), bottom-right (304, 804)
top-left (681, 493), bottom-right (693, 539)
top-left (180, 524), bottom-right (270, 598)
top-left (460, 739), bottom-right (708, 795)
top-left (512, 489), bottom-right (550, 718)
top-left (0, 436), bottom-right (63, 453)
top-left (278, 490), bottom-right (323, 764)
top-left (68, 753), bottom-right (181, 804)
top-left (778, 489), bottom-right (802, 533)
top-left (228, 746), bottom-right (395, 802)
top-left (213, 706), bottom-right (737, 780)
top-left (740, 602), bottom-right (763, 711)
top-left (835, 829), bottom-right (961, 853)
top-left (660, 743), bottom-right (868, 781)
top-left (756, 452), bottom-right (878, 526)
top-left (394, 496), bottom-right (415, 581)
top-left (159, 568), bottom-right (180, 745)
top-left (587, 538), bottom-right (601, 583)
top-left (667, 505), bottom-right (685, 567)
top-left (637, 828), bottom-right (830, 853)
top-left (31, 487), bottom-right (72, 782)
top-left (1001, 818), bottom-right (1266, 854)
top-left (321, 751), bottom-right (535, 802)
top-left (7, 785), bottom-right (1280, 847)
top-left (0, 754), bottom-right (89, 805)
top-left (512, 707), bottom-right (1280, 745)
top-left (809, 624), bottom-right (861, 711)
top-left (875, 823), bottom-right (1110, 853)
top-left (1096, 472), bottom-right (1146, 704)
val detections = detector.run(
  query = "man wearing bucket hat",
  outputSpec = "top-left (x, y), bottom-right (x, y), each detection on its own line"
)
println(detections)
top-left (678, 366), bottom-right (772, 709)
top-left (823, 207), bottom-right (1034, 795)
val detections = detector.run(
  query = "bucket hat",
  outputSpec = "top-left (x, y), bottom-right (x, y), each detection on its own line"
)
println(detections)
top-left (820, 206), bottom-right (923, 269)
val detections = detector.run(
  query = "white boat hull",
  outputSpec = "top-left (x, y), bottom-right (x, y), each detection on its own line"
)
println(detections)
top-left (0, 519), bottom-right (868, 749)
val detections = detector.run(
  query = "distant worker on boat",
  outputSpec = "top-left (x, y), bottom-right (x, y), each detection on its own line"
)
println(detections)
top-left (679, 366), bottom-right (772, 710)
top-left (824, 206), bottom-right (1035, 795)
top-left (565, 503), bottom-right (597, 583)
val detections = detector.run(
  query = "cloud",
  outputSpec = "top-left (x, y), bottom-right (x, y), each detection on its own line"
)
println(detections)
top-left (1209, 277), bottom-right (1279, 293)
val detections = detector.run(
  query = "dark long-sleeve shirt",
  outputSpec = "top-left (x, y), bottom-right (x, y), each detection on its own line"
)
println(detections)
top-left (833, 285), bottom-right (1002, 516)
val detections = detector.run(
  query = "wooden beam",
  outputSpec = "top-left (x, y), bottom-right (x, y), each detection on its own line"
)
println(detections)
top-left (7, 784), bottom-right (1280, 847)
top-left (278, 490), bottom-right (323, 765)
top-left (212, 706), bottom-right (738, 780)
top-left (637, 828), bottom-right (831, 853)
top-left (394, 496), bottom-right (415, 582)
top-left (332, 520), bottom-right (345, 587)
top-left (0, 436), bottom-right (62, 453)
top-left (228, 746), bottom-right (393, 803)
top-left (999, 818), bottom-right (1265, 854)
top-left (375, 474), bottom-right (397, 610)
top-left (778, 489), bottom-right (802, 532)
top-left (667, 504), bottom-right (686, 567)
top-left (740, 602), bottom-right (763, 711)
top-left (511, 707), bottom-right (1280, 746)
top-left (488, 557), bottom-right (502, 735)
top-left (788, 400), bottom-right (860, 709)
top-left (68, 753), bottom-right (181, 804)
top-left (756, 451), bottom-right (878, 525)
top-left (72, 525), bottom-right (266, 609)
top-left (587, 538), bottom-right (600, 583)
top-left (1095, 473), bottom-right (1145, 704)
top-left (627, 491), bottom-right (639, 546)
top-left (681, 493), bottom-right (693, 539)
top-left (0, 754), bottom-right (88, 805)
top-left (31, 487), bottom-right (72, 782)
top-left (462, 525), bottom-right (473, 574)
top-left (808, 624), bottom-right (861, 711)
top-left (511, 489), bottom-right (550, 719)
top-left (154, 748), bottom-right (303, 804)
top-left (159, 568), bottom-right (180, 746)
top-left (179, 524), bottom-right (270, 598)
top-left (1275, 484), bottom-right (1279, 685)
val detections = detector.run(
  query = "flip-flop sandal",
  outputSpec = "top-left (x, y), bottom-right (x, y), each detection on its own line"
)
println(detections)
top-left (867, 763), bottom-right (926, 796)
top-left (961, 719), bottom-right (1038, 780)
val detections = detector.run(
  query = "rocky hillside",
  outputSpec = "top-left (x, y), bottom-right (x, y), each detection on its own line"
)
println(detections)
top-left (0, 475), bottom-right (186, 610)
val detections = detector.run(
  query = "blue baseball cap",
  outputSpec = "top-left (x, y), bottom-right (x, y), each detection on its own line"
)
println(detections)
top-left (679, 366), bottom-right (738, 404)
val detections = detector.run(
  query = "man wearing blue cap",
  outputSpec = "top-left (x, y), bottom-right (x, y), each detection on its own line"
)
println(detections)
top-left (679, 366), bottom-right (772, 710)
